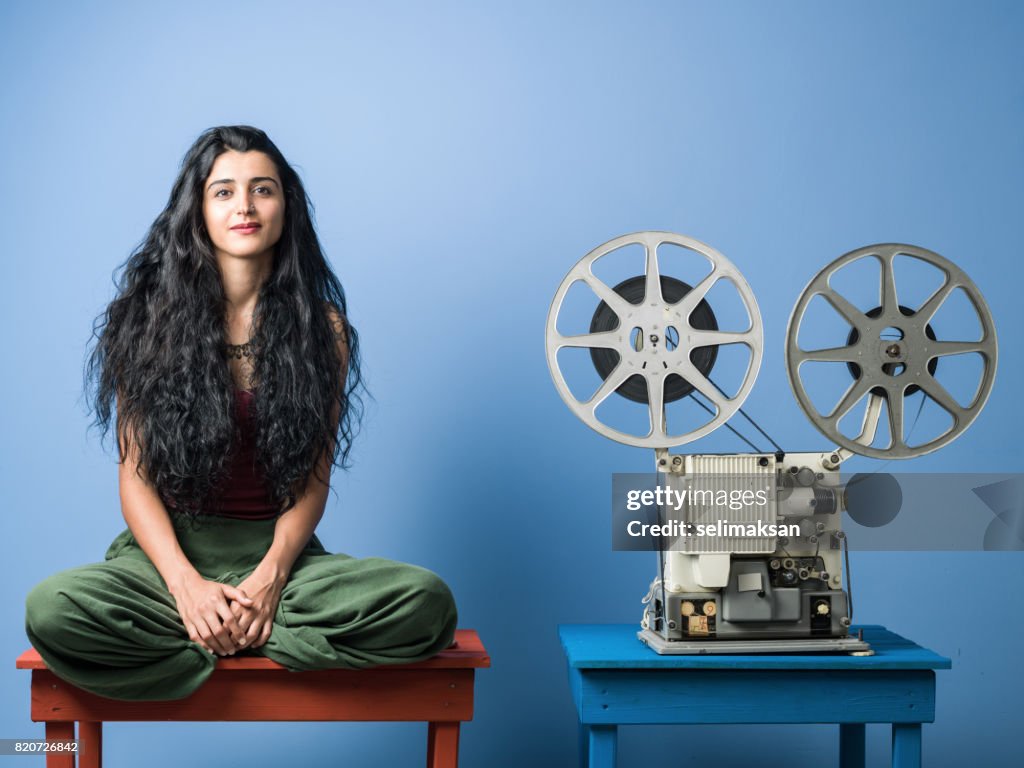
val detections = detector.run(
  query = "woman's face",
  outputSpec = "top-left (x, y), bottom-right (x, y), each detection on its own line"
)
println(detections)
top-left (202, 150), bottom-right (285, 264)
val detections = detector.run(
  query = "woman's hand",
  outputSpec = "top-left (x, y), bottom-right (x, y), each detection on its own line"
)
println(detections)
top-left (170, 571), bottom-right (254, 656)
top-left (228, 563), bottom-right (286, 649)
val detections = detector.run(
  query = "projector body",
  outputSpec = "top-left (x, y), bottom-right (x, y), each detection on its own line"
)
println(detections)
top-left (638, 450), bottom-right (860, 653)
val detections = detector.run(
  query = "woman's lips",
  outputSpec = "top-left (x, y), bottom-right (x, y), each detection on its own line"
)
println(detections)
top-left (231, 224), bottom-right (262, 234)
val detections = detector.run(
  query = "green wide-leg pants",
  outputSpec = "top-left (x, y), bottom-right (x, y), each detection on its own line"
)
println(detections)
top-left (24, 516), bottom-right (458, 701)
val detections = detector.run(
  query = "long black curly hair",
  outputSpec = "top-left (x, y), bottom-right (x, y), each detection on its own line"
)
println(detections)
top-left (86, 125), bottom-right (364, 522)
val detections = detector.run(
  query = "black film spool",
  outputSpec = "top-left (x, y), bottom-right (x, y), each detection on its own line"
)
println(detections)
top-left (588, 275), bottom-right (719, 404)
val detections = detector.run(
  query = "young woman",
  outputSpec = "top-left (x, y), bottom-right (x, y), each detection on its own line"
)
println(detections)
top-left (24, 126), bottom-right (457, 701)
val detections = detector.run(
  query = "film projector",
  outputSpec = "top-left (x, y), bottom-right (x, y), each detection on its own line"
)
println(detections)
top-left (544, 232), bottom-right (997, 654)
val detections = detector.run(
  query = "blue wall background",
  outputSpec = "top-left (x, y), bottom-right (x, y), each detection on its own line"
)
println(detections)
top-left (2, 1), bottom-right (1021, 765)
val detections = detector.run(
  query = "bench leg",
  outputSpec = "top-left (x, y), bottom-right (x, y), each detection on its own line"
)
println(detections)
top-left (839, 723), bottom-right (865, 768)
top-left (79, 722), bottom-right (102, 768)
top-left (44, 722), bottom-right (74, 768)
top-left (892, 723), bottom-right (922, 768)
top-left (427, 721), bottom-right (460, 768)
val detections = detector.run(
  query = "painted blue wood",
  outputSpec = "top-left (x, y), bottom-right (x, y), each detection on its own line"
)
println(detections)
top-left (586, 725), bottom-right (617, 768)
top-left (577, 724), bottom-right (589, 768)
top-left (840, 723), bottom-right (866, 768)
top-left (559, 624), bottom-right (951, 670)
top-left (892, 724), bottom-right (922, 767)
top-left (561, 624), bottom-right (947, 768)
top-left (574, 669), bottom-right (935, 724)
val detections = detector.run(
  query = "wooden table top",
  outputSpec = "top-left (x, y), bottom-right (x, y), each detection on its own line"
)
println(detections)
top-left (559, 624), bottom-right (951, 671)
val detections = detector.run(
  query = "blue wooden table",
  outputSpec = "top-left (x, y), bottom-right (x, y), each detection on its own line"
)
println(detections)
top-left (560, 624), bottom-right (951, 768)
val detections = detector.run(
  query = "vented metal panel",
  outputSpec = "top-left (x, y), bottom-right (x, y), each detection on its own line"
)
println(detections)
top-left (669, 454), bottom-right (777, 554)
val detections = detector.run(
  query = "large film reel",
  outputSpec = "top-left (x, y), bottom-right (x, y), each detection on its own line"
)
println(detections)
top-left (545, 232), bottom-right (763, 448)
top-left (786, 243), bottom-right (997, 459)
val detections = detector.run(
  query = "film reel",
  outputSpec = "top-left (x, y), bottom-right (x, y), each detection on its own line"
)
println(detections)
top-left (545, 232), bottom-right (764, 448)
top-left (786, 243), bottom-right (997, 458)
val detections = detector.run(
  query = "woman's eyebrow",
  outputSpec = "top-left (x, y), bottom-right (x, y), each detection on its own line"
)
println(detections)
top-left (207, 176), bottom-right (280, 191)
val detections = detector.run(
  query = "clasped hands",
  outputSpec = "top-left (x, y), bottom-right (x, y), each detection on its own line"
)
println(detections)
top-left (173, 565), bottom-right (285, 657)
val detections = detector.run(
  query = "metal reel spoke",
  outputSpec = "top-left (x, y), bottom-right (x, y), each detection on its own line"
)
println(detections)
top-left (917, 373), bottom-right (969, 425)
top-left (854, 393), bottom-right (885, 446)
top-left (819, 286), bottom-right (869, 332)
top-left (675, 357), bottom-right (728, 411)
top-left (796, 345), bottom-right (862, 364)
top-left (545, 231), bottom-right (763, 449)
top-left (672, 267), bottom-right (720, 318)
top-left (645, 371), bottom-right (667, 443)
top-left (878, 247), bottom-right (900, 320)
top-left (554, 330), bottom-right (622, 350)
top-left (642, 234), bottom-right (664, 305)
top-left (688, 329), bottom-right (756, 349)
top-left (887, 386), bottom-right (906, 450)
top-left (827, 378), bottom-right (873, 425)
top-left (581, 272), bottom-right (632, 319)
top-left (786, 242), bottom-right (997, 459)
top-left (917, 278), bottom-right (956, 323)
top-left (928, 339), bottom-right (994, 359)
top-left (587, 364), bottom-right (633, 411)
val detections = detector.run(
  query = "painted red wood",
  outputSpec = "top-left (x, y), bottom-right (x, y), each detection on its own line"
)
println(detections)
top-left (18, 629), bottom-right (489, 768)
top-left (427, 721), bottom-right (460, 768)
top-left (78, 722), bottom-right (101, 768)
top-left (30, 668), bottom-right (475, 722)
top-left (43, 721), bottom-right (73, 768)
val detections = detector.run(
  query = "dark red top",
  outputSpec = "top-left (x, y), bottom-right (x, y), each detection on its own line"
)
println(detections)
top-left (208, 389), bottom-right (279, 520)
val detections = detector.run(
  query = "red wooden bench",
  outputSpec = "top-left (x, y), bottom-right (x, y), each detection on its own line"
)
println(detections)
top-left (17, 629), bottom-right (489, 768)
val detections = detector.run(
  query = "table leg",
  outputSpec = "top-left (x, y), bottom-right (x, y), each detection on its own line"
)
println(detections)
top-left (892, 723), bottom-right (922, 768)
top-left (586, 725), bottom-right (617, 768)
top-left (427, 721), bottom-right (460, 768)
top-left (578, 724), bottom-right (589, 768)
top-left (839, 723), bottom-right (865, 768)
top-left (44, 722), bottom-right (74, 768)
top-left (79, 722), bottom-right (102, 768)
